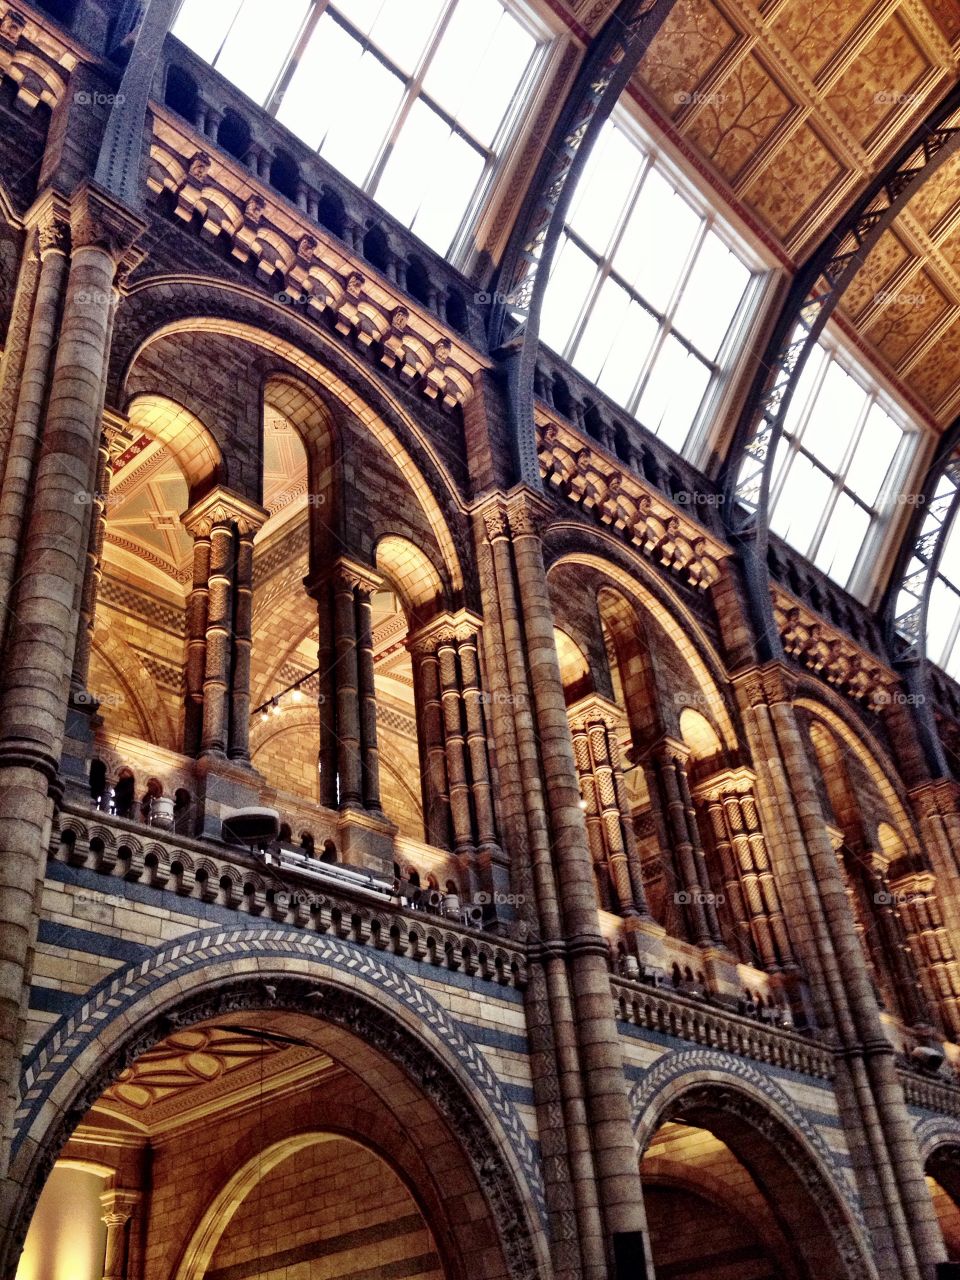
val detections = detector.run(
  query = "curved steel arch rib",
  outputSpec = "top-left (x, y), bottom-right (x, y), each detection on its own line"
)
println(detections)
top-left (488, 0), bottom-right (679, 488)
top-left (716, 83), bottom-right (960, 664)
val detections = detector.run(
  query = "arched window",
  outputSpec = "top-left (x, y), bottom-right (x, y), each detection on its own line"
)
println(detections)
top-left (171, 0), bottom-right (547, 258)
top-left (540, 115), bottom-right (760, 457)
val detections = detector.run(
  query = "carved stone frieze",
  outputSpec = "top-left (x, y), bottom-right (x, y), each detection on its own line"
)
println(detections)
top-left (535, 417), bottom-right (727, 589)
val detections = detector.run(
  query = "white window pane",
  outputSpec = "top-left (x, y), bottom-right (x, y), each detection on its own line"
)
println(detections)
top-left (800, 361), bottom-right (867, 473)
top-left (409, 130), bottom-right (485, 253)
top-left (618, 168), bottom-right (701, 312)
top-left (939, 516), bottom-right (960, 584)
top-left (782, 343), bottom-right (826, 436)
top-left (673, 230), bottom-right (751, 360)
top-left (422, 0), bottom-right (506, 136)
top-left (928, 577), bottom-right (960, 666)
top-left (568, 124), bottom-right (642, 255)
top-left (375, 97), bottom-right (451, 227)
top-left (814, 493), bottom-right (869, 585)
top-left (540, 236), bottom-right (598, 355)
top-left (277, 15), bottom-right (362, 149)
top-left (334, 0), bottom-right (446, 73)
top-left (637, 337), bottom-right (711, 451)
top-left (571, 277), bottom-right (632, 382)
top-left (455, 8), bottom-right (536, 146)
top-left (319, 45), bottom-right (404, 184)
top-left (595, 301), bottom-right (658, 408)
top-left (173, 0), bottom-right (243, 61)
top-left (770, 453), bottom-right (832, 553)
top-left (215, 0), bottom-right (310, 104)
top-left (845, 403), bottom-right (904, 506)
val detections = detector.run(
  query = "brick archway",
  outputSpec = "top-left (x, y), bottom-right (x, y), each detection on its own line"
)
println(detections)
top-left (630, 1050), bottom-right (877, 1280)
top-left (5, 929), bottom-right (549, 1280)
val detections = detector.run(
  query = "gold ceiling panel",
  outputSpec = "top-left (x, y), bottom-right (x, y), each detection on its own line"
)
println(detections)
top-left (631, 0), bottom-right (959, 427)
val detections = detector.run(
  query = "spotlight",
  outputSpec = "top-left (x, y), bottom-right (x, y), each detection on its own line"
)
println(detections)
top-left (260, 707), bottom-right (269, 722)
top-left (271, 697), bottom-right (282, 716)
top-left (292, 685), bottom-right (303, 703)
top-left (578, 797), bottom-right (588, 810)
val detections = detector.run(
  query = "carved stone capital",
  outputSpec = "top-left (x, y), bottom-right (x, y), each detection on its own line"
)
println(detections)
top-left (330, 555), bottom-right (382, 596)
top-left (690, 764), bottom-right (757, 804)
top-left (27, 189), bottom-right (71, 257)
top-left (69, 182), bottom-right (146, 260)
top-left (99, 1187), bottom-right (141, 1224)
top-left (407, 609), bottom-right (483, 655)
top-left (565, 692), bottom-right (623, 733)
top-left (181, 487), bottom-right (269, 538)
top-left (733, 662), bottom-right (797, 708)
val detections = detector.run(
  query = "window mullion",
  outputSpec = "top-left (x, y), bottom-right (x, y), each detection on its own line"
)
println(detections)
top-left (264, 0), bottom-right (327, 115)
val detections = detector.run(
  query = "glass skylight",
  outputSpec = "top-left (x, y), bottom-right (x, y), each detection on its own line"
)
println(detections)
top-left (540, 117), bottom-right (757, 456)
top-left (172, 0), bottom-right (543, 257)
top-left (768, 338), bottom-right (915, 596)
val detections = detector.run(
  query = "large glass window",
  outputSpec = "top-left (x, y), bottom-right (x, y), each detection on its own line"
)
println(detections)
top-left (172, 0), bottom-right (544, 257)
top-left (912, 477), bottom-right (960, 680)
top-left (768, 338), bottom-right (915, 595)
top-left (540, 117), bottom-right (758, 455)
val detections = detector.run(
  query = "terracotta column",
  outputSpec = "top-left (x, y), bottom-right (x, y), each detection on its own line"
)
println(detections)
top-left (408, 631), bottom-right (451, 847)
top-left (890, 870), bottom-right (960, 1040)
top-left (183, 527), bottom-right (211, 757)
top-left (355, 580), bottom-right (382, 811)
top-left (305, 571), bottom-right (338, 809)
top-left (181, 488), bottom-right (267, 761)
top-left (0, 192), bottom-right (71, 656)
top-left (648, 740), bottom-right (722, 945)
top-left (0, 185), bottom-right (143, 1181)
top-left (436, 625), bottom-right (474, 854)
top-left (71, 427), bottom-right (115, 699)
top-left (694, 768), bottom-right (795, 970)
top-left (567, 694), bottom-right (648, 920)
top-left (99, 1189), bottom-right (140, 1280)
top-left (407, 611), bottom-right (504, 870)
top-left (733, 663), bottom-right (945, 1280)
top-left (488, 489), bottom-right (653, 1275)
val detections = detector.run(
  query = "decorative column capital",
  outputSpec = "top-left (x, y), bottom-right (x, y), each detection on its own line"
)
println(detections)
top-left (732, 661), bottom-right (797, 708)
top-left (181, 487), bottom-right (268, 538)
top-left (565, 692), bottom-right (623, 733)
top-left (690, 764), bottom-right (757, 804)
top-left (407, 608), bottom-right (483, 655)
top-left (825, 824), bottom-right (846, 853)
top-left (26, 189), bottom-right (71, 257)
top-left (69, 181), bottom-right (146, 260)
top-left (330, 556), bottom-right (383, 596)
top-left (475, 486), bottom-right (552, 542)
top-left (99, 1187), bottom-right (141, 1223)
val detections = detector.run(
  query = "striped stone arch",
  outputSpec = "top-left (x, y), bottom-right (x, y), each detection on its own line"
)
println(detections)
top-left (629, 1048), bottom-right (877, 1280)
top-left (915, 1113), bottom-right (960, 1163)
top-left (8, 926), bottom-right (548, 1280)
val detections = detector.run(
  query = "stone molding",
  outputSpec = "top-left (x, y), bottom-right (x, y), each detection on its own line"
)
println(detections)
top-left (181, 486), bottom-right (269, 538)
top-left (147, 114), bottom-right (482, 411)
top-left (535, 417), bottom-right (727, 589)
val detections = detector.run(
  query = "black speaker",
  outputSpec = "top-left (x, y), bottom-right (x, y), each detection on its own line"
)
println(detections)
top-left (937, 1265), bottom-right (960, 1279)
top-left (613, 1232), bottom-right (648, 1279)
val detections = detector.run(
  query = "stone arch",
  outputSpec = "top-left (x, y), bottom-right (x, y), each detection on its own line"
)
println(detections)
top-left (115, 295), bottom-right (464, 594)
top-left (173, 1132), bottom-right (438, 1280)
top-left (375, 534), bottom-right (446, 620)
top-left (7, 928), bottom-right (547, 1280)
top-left (125, 393), bottom-right (222, 494)
top-left (914, 1117), bottom-right (960, 1260)
top-left (89, 626), bottom-right (178, 751)
top-left (795, 691), bottom-right (921, 854)
top-left (545, 540), bottom-right (738, 749)
top-left (630, 1049), bottom-right (876, 1280)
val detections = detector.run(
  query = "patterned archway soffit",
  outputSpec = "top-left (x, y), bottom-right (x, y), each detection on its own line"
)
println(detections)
top-left (629, 1049), bottom-right (876, 1280)
top-left (885, 410), bottom-right (960, 661)
top-left (721, 84), bottom-right (960, 538)
top-left (488, 0), bottom-right (680, 488)
top-left (122, 307), bottom-right (463, 594)
top-left (12, 929), bottom-right (547, 1280)
top-left (914, 1113), bottom-right (960, 1163)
